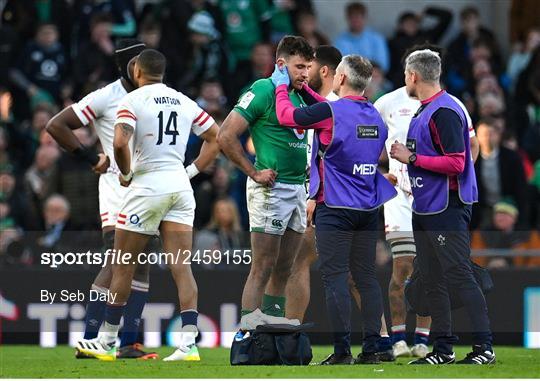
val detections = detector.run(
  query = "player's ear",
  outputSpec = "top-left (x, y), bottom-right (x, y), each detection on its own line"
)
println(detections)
top-left (320, 65), bottom-right (328, 78)
top-left (276, 57), bottom-right (286, 69)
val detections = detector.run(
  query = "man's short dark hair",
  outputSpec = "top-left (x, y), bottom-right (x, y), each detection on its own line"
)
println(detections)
top-left (315, 45), bottom-right (342, 72)
top-left (460, 6), bottom-right (479, 20)
top-left (137, 49), bottom-right (166, 77)
top-left (477, 117), bottom-right (497, 129)
top-left (398, 11), bottom-right (419, 24)
top-left (346, 2), bottom-right (366, 17)
top-left (276, 35), bottom-right (314, 61)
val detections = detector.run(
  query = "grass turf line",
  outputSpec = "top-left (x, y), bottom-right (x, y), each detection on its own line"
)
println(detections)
top-left (1, 345), bottom-right (539, 378)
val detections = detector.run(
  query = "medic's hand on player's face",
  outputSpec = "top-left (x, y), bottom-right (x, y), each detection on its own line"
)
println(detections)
top-left (270, 64), bottom-right (290, 88)
top-left (383, 173), bottom-right (398, 186)
top-left (390, 140), bottom-right (412, 164)
top-left (92, 153), bottom-right (110, 174)
top-left (306, 199), bottom-right (316, 227)
top-left (252, 169), bottom-right (277, 187)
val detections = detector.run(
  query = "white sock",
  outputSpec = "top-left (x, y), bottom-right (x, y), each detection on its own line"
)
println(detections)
top-left (100, 321), bottom-right (120, 346)
top-left (180, 325), bottom-right (198, 350)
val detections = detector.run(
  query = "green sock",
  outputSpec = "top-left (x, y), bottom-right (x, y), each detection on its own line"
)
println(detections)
top-left (241, 309), bottom-right (254, 317)
top-left (261, 294), bottom-right (286, 317)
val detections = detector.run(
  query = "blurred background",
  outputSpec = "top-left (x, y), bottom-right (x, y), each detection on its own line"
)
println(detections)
top-left (0, 0), bottom-right (539, 348)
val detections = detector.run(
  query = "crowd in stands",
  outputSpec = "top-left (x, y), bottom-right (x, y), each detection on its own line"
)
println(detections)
top-left (0, 0), bottom-right (539, 268)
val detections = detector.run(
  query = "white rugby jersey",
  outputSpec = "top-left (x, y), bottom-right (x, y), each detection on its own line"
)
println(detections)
top-left (72, 79), bottom-right (128, 175)
top-left (374, 86), bottom-right (475, 193)
top-left (115, 83), bottom-right (214, 195)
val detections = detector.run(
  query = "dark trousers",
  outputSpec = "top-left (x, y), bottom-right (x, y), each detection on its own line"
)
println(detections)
top-left (315, 204), bottom-right (382, 355)
top-left (413, 192), bottom-right (493, 354)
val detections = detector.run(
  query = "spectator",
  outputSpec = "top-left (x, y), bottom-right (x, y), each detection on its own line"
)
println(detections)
top-left (388, 7), bottom-right (453, 86)
top-left (234, 42), bottom-right (274, 98)
top-left (446, 7), bottom-right (501, 95)
top-left (473, 119), bottom-right (529, 228)
top-left (33, 194), bottom-right (73, 258)
top-left (9, 23), bottom-right (68, 116)
top-left (333, 2), bottom-right (389, 72)
top-left (509, 0), bottom-right (540, 44)
top-left (364, 63), bottom-right (393, 102)
top-left (514, 46), bottom-right (540, 160)
top-left (178, 11), bottom-right (232, 98)
top-left (194, 197), bottom-right (248, 268)
top-left (217, 0), bottom-right (272, 69)
top-left (295, 9), bottom-right (329, 48)
top-left (478, 201), bottom-right (529, 268)
top-left (269, 0), bottom-right (296, 43)
top-left (72, 0), bottom-right (136, 50)
top-left (196, 80), bottom-right (228, 116)
top-left (23, 144), bottom-right (60, 229)
top-left (73, 13), bottom-right (116, 98)
top-left (0, 169), bottom-right (29, 230)
top-left (507, 27), bottom-right (540, 91)
top-left (52, 128), bottom-right (100, 230)
top-left (138, 18), bottom-right (162, 49)
top-left (7, 104), bottom-right (55, 173)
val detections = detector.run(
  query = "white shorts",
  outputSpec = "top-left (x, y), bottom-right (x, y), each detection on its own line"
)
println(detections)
top-left (247, 178), bottom-right (307, 235)
top-left (98, 173), bottom-right (127, 228)
top-left (384, 186), bottom-right (414, 241)
top-left (116, 190), bottom-right (195, 235)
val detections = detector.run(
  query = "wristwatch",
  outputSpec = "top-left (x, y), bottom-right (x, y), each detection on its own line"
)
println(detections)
top-left (408, 153), bottom-right (417, 165)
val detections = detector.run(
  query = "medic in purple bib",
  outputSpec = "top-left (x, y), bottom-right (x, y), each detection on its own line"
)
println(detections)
top-left (271, 55), bottom-right (396, 365)
top-left (390, 49), bottom-right (495, 365)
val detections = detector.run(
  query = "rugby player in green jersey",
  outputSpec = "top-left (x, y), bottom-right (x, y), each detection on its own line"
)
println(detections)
top-left (218, 36), bottom-right (314, 327)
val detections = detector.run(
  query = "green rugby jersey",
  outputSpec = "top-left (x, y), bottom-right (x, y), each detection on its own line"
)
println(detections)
top-left (234, 78), bottom-right (308, 185)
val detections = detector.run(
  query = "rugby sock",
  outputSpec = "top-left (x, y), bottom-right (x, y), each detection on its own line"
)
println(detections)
top-left (261, 294), bottom-right (286, 317)
top-left (181, 309), bottom-right (198, 327)
top-left (119, 281), bottom-right (149, 347)
top-left (391, 325), bottom-right (407, 344)
top-left (414, 327), bottom-right (430, 345)
top-left (241, 309), bottom-right (253, 317)
top-left (377, 334), bottom-right (392, 351)
top-left (102, 303), bottom-right (126, 345)
top-left (83, 284), bottom-right (107, 339)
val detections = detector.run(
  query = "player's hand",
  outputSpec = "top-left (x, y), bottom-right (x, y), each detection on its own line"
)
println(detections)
top-left (252, 169), bottom-right (277, 187)
top-left (270, 64), bottom-right (290, 88)
top-left (118, 170), bottom-right (133, 187)
top-left (383, 173), bottom-right (398, 186)
top-left (92, 154), bottom-right (110, 174)
top-left (390, 140), bottom-right (412, 164)
top-left (306, 199), bottom-right (316, 227)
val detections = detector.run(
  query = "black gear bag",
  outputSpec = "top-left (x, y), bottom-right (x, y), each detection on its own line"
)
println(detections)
top-left (230, 323), bottom-right (314, 365)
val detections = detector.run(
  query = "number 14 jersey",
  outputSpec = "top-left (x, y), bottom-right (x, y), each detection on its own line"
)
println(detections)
top-left (115, 83), bottom-right (214, 196)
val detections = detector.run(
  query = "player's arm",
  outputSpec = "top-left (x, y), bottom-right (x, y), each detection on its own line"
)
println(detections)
top-left (113, 103), bottom-right (137, 185)
top-left (218, 111), bottom-right (276, 186)
top-left (46, 106), bottom-right (108, 173)
top-left (113, 123), bottom-right (133, 185)
top-left (218, 82), bottom-right (276, 186)
top-left (275, 84), bottom-right (332, 128)
top-left (187, 123), bottom-right (220, 178)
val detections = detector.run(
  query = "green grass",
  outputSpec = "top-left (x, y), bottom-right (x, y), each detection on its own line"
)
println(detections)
top-left (1, 345), bottom-right (539, 378)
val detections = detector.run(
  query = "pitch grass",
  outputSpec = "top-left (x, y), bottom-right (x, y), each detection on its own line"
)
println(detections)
top-left (1, 345), bottom-right (539, 378)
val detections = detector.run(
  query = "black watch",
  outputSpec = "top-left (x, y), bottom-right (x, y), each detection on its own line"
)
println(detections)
top-left (408, 153), bottom-right (417, 165)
